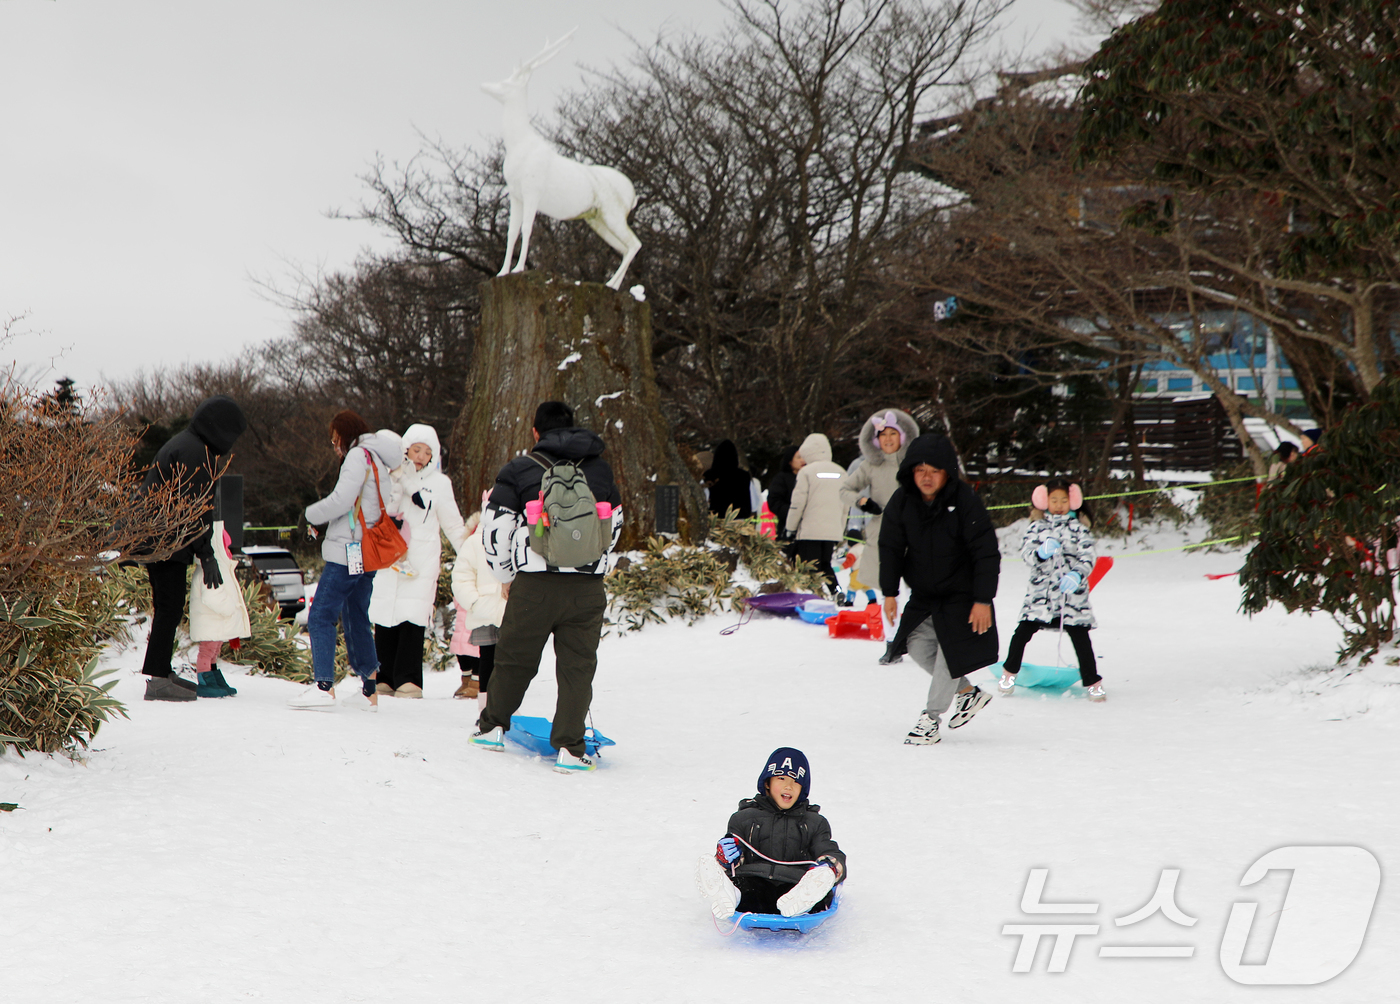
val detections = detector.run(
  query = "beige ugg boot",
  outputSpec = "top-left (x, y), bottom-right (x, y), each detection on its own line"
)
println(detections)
top-left (453, 674), bottom-right (479, 699)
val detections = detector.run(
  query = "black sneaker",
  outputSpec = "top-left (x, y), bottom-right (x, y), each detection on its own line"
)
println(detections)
top-left (878, 642), bottom-right (904, 666)
top-left (947, 686), bottom-right (992, 729)
top-left (145, 676), bottom-right (196, 702)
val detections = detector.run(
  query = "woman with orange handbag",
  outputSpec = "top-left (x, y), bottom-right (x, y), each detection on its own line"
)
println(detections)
top-left (289, 410), bottom-right (403, 712)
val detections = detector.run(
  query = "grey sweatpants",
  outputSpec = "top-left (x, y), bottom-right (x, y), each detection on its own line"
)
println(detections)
top-left (906, 619), bottom-right (968, 720)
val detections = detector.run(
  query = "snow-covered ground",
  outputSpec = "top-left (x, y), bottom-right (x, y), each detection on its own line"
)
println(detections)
top-left (3, 529), bottom-right (1397, 1004)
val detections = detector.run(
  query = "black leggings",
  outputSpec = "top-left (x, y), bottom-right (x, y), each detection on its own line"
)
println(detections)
top-left (793, 540), bottom-right (839, 597)
top-left (374, 621), bottom-right (426, 690)
top-left (1003, 619), bottom-right (1100, 686)
top-left (142, 560), bottom-right (190, 678)
top-left (735, 876), bottom-right (835, 916)
top-left (456, 645), bottom-right (496, 691)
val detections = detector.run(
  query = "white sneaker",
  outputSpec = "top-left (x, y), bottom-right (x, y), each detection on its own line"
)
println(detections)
top-left (947, 686), bottom-right (993, 729)
top-left (998, 673), bottom-right (1016, 696)
top-left (341, 691), bottom-right (378, 713)
top-left (695, 855), bottom-right (741, 919)
top-left (288, 686), bottom-right (336, 710)
top-left (905, 712), bottom-right (941, 745)
top-left (1087, 682), bottom-right (1106, 702)
top-left (470, 726), bottom-right (505, 751)
top-left (777, 864), bottom-right (837, 917)
top-left (554, 748), bottom-right (596, 774)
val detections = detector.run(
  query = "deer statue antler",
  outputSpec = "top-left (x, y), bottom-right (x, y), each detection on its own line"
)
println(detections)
top-left (518, 28), bottom-right (577, 75)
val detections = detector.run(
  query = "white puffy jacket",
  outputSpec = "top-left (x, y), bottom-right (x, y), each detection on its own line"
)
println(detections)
top-left (369, 423), bottom-right (468, 628)
top-left (451, 512), bottom-right (507, 633)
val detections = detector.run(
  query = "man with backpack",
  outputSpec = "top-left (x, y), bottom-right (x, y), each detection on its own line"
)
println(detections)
top-left (472, 401), bottom-right (623, 773)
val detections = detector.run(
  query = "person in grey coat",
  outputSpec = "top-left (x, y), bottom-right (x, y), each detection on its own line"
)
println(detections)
top-left (290, 410), bottom-right (403, 711)
top-left (838, 408), bottom-right (919, 592)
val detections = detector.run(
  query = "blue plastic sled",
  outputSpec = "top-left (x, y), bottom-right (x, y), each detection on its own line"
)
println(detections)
top-left (795, 602), bottom-right (837, 625)
top-left (507, 715), bottom-right (616, 759)
top-left (730, 895), bottom-right (840, 934)
top-left (987, 661), bottom-right (1082, 691)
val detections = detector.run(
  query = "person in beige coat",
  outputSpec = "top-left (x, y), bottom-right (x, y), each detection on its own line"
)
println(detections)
top-left (839, 408), bottom-right (920, 592)
top-left (785, 432), bottom-right (847, 599)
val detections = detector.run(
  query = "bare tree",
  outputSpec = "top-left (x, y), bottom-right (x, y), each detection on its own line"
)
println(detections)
top-left (355, 0), bottom-right (1009, 447)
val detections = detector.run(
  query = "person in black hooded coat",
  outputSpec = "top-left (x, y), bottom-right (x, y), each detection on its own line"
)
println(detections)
top-left (703, 439), bottom-right (754, 520)
top-left (878, 434), bottom-right (1000, 744)
top-left (137, 395), bottom-right (248, 702)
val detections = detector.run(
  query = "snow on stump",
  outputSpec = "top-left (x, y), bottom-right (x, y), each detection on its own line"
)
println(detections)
top-left (452, 272), bottom-right (707, 549)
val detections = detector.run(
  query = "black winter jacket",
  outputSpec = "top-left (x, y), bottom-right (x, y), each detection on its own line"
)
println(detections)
top-left (879, 434), bottom-right (1000, 676)
top-left (765, 446), bottom-right (800, 536)
top-left (488, 427), bottom-right (623, 515)
top-left (725, 793), bottom-right (846, 887)
top-left (138, 396), bottom-right (248, 564)
top-left (704, 440), bottom-right (753, 519)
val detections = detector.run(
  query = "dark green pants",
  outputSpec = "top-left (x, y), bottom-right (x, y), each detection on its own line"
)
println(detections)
top-left (479, 572), bottom-right (607, 757)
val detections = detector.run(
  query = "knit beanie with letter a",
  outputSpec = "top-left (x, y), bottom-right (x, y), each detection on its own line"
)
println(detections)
top-left (757, 747), bottom-right (811, 802)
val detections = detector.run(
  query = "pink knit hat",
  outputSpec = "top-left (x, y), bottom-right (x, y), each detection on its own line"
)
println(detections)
top-left (870, 411), bottom-right (905, 449)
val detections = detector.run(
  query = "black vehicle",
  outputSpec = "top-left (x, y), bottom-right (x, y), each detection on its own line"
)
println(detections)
top-left (239, 545), bottom-right (307, 619)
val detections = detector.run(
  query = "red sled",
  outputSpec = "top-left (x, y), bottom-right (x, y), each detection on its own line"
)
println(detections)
top-left (1087, 556), bottom-right (1113, 591)
top-left (827, 603), bottom-right (885, 641)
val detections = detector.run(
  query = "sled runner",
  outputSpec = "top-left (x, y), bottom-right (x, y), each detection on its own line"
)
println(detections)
top-left (719, 895), bottom-right (841, 935)
top-left (506, 716), bottom-right (615, 759)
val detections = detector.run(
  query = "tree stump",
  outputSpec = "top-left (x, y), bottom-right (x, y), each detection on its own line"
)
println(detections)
top-left (452, 272), bottom-right (707, 549)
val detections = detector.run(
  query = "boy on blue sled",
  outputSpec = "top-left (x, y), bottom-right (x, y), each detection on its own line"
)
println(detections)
top-left (697, 748), bottom-right (847, 920)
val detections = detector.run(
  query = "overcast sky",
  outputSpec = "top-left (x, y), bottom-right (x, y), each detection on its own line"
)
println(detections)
top-left (1, 0), bottom-right (1088, 395)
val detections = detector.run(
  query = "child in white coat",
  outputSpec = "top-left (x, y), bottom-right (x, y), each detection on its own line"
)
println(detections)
top-left (450, 494), bottom-right (508, 709)
top-left (187, 522), bottom-right (251, 698)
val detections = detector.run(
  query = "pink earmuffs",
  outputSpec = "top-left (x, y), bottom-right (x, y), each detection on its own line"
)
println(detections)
top-left (1031, 483), bottom-right (1083, 511)
top-left (870, 410), bottom-right (906, 449)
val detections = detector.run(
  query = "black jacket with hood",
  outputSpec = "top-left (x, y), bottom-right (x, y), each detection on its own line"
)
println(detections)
top-left (139, 395), bottom-right (248, 564)
top-left (878, 433), bottom-right (1000, 676)
top-left (765, 445), bottom-right (800, 535)
top-left (703, 439), bottom-right (754, 520)
top-left (725, 793), bottom-right (846, 887)
top-left (482, 426), bottom-right (624, 579)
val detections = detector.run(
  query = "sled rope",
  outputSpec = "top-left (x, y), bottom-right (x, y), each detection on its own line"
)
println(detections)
top-left (711, 911), bottom-right (751, 937)
top-left (728, 833), bottom-right (820, 868)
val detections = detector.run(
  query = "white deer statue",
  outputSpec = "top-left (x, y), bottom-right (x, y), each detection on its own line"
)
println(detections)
top-left (482, 31), bottom-right (642, 291)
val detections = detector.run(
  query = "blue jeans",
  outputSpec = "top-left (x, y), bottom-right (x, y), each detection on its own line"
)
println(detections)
top-left (308, 561), bottom-right (379, 684)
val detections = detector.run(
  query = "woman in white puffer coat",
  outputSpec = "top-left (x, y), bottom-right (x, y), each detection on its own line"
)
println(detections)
top-left (785, 432), bottom-right (847, 599)
top-left (369, 423), bottom-right (468, 698)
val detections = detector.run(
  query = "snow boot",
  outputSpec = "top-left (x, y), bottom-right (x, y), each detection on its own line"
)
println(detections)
top-left (878, 642), bottom-right (903, 666)
top-left (470, 726), bottom-right (505, 751)
top-left (904, 712), bottom-right (940, 745)
top-left (375, 682), bottom-right (394, 696)
top-left (167, 665), bottom-right (198, 691)
top-left (947, 686), bottom-right (992, 729)
top-left (453, 674), bottom-right (478, 699)
top-left (1087, 682), bottom-right (1106, 702)
top-left (144, 675), bottom-right (196, 702)
top-left (394, 683), bottom-right (424, 699)
top-left (554, 748), bottom-right (596, 774)
top-left (195, 666), bottom-right (237, 698)
top-left (695, 855), bottom-right (741, 919)
top-left (777, 864), bottom-right (837, 917)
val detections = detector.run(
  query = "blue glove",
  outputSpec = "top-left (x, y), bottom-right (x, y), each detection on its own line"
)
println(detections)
top-left (1059, 571), bottom-right (1083, 593)
top-left (716, 837), bottom-right (741, 867)
top-left (1036, 538), bottom-right (1061, 560)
